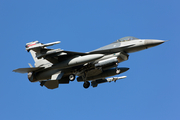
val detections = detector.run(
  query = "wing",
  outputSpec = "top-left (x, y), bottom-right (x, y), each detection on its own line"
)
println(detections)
top-left (26, 41), bottom-right (88, 64)
top-left (37, 49), bottom-right (87, 59)
top-left (36, 48), bottom-right (88, 63)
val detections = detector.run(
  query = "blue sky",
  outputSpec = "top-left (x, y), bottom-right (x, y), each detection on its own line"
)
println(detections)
top-left (1, 0), bottom-right (179, 120)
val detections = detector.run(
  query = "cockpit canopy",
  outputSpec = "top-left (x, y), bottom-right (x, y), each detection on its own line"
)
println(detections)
top-left (114, 36), bottom-right (139, 43)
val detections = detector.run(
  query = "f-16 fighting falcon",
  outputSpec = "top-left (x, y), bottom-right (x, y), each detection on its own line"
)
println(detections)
top-left (13, 36), bottom-right (165, 89)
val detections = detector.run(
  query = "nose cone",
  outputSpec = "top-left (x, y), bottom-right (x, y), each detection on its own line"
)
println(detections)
top-left (144, 40), bottom-right (165, 48)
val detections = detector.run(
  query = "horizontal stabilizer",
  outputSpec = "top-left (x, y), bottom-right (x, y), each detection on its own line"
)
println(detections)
top-left (13, 67), bottom-right (43, 73)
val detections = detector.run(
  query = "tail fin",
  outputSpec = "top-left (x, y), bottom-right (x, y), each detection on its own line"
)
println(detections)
top-left (25, 41), bottom-right (61, 67)
top-left (29, 49), bottom-right (41, 63)
top-left (25, 41), bottom-right (50, 67)
top-left (26, 41), bottom-right (43, 62)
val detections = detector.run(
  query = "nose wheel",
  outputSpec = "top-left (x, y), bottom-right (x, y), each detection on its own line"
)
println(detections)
top-left (83, 81), bottom-right (90, 89)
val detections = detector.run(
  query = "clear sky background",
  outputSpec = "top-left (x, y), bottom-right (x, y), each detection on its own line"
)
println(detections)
top-left (0, 0), bottom-right (179, 120)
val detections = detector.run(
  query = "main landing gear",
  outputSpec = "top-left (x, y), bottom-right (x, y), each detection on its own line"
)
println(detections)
top-left (69, 74), bottom-right (75, 81)
top-left (70, 73), bottom-right (90, 89)
top-left (83, 81), bottom-right (90, 89)
top-left (82, 72), bottom-right (90, 89)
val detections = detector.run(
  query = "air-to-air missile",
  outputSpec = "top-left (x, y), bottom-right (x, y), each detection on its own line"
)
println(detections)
top-left (91, 76), bottom-right (127, 87)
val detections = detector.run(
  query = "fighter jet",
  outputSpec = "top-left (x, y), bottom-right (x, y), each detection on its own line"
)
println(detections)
top-left (13, 36), bottom-right (165, 89)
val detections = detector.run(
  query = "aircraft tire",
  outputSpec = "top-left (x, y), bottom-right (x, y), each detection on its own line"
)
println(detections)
top-left (69, 74), bottom-right (75, 81)
top-left (83, 81), bottom-right (90, 89)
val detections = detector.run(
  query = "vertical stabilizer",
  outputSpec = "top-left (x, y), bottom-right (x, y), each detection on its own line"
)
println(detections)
top-left (25, 41), bottom-right (51, 67)
top-left (26, 41), bottom-right (42, 62)
top-left (29, 50), bottom-right (41, 63)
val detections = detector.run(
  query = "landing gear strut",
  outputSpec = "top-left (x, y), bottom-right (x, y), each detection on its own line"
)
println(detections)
top-left (83, 81), bottom-right (90, 89)
top-left (82, 72), bottom-right (90, 89)
top-left (40, 81), bottom-right (46, 87)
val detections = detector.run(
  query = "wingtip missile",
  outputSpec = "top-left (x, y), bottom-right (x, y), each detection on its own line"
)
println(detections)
top-left (26, 41), bottom-right (61, 51)
top-left (43, 41), bottom-right (61, 47)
